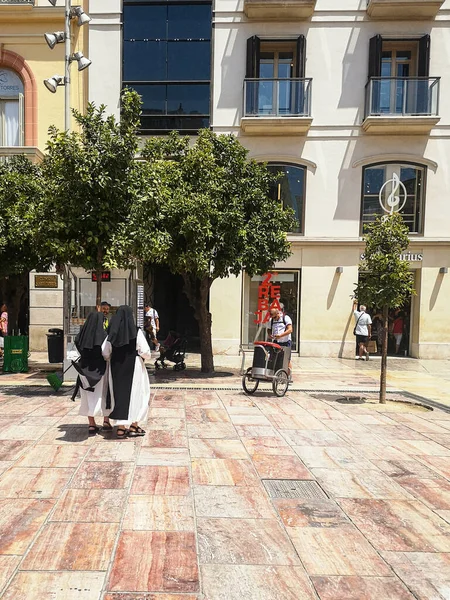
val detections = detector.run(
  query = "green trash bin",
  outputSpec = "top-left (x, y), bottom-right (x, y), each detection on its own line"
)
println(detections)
top-left (2, 335), bottom-right (29, 373)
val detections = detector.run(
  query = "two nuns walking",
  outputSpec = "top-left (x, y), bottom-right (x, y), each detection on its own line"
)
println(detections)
top-left (75, 305), bottom-right (151, 438)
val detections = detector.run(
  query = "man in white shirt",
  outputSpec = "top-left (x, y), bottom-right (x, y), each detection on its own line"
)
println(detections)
top-left (144, 303), bottom-right (160, 351)
top-left (268, 307), bottom-right (293, 378)
top-left (353, 299), bottom-right (372, 361)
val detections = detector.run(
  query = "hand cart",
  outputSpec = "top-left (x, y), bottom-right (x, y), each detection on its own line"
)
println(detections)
top-left (242, 341), bottom-right (291, 397)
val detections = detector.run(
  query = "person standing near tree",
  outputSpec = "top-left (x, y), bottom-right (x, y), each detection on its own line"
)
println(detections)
top-left (0, 303), bottom-right (7, 356)
top-left (145, 303), bottom-right (160, 351)
top-left (102, 305), bottom-right (151, 439)
top-left (353, 299), bottom-right (372, 361)
top-left (100, 301), bottom-right (112, 330)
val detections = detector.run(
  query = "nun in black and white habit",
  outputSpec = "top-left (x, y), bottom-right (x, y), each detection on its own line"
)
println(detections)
top-left (73, 311), bottom-right (112, 434)
top-left (102, 305), bottom-right (151, 438)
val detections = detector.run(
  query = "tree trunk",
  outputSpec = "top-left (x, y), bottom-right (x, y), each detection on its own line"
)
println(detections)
top-left (95, 269), bottom-right (102, 308)
top-left (379, 305), bottom-right (389, 404)
top-left (182, 273), bottom-right (214, 373)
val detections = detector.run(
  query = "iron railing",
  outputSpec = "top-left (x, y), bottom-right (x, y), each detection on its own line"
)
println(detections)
top-left (244, 78), bottom-right (312, 117)
top-left (365, 76), bottom-right (440, 118)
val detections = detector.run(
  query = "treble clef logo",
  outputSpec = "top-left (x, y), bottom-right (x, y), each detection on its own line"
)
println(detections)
top-left (379, 172), bottom-right (407, 219)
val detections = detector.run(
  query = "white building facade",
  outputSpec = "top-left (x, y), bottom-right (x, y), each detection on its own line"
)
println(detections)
top-left (88, 0), bottom-right (450, 359)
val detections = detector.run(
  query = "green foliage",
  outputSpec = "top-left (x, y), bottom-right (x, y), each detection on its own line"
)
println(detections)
top-left (40, 88), bottom-right (147, 271)
top-left (355, 213), bottom-right (415, 308)
top-left (133, 129), bottom-right (296, 280)
top-left (0, 155), bottom-right (52, 278)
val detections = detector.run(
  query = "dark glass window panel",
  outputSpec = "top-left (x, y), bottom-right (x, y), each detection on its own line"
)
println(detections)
top-left (123, 41), bottom-right (166, 81)
top-left (364, 167), bottom-right (385, 194)
top-left (267, 164), bottom-right (305, 234)
top-left (167, 84), bottom-right (210, 115)
top-left (260, 52), bottom-right (274, 60)
top-left (167, 41), bottom-right (211, 80)
top-left (140, 115), bottom-right (209, 133)
top-left (363, 197), bottom-right (383, 217)
top-left (123, 5), bottom-right (167, 40)
top-left (168, 4), bottom-right (211, 39)
top-left (279, 52), bottom-right (294, 60)
top-left (132, 85), bottom-right (166, 114)
top-left (397, 50), bottom-right (411, 60)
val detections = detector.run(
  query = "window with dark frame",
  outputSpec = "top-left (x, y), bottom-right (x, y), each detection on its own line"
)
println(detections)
top-left (267, 163), bottom-right (306, 234)
top-left (361, 163), bottom-right (425, 234)
top-left (122, 0), bottom-right (212, 134)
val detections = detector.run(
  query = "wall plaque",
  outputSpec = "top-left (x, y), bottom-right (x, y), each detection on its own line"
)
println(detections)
top-left (35, 275), bottom-right (58, 289)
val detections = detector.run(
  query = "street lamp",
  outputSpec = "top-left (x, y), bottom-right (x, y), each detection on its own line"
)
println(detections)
top-left (43, 0), bottom-right (92, 131)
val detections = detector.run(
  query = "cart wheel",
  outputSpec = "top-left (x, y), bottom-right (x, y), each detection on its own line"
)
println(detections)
top-left (173, 364), bottom-right (180, 371)
top-left (180, 362), bottom-right (186, 370)
top-left (242, 368), bottom-right (259, 395)
top-left (272, 369), bottom-right (289, 397)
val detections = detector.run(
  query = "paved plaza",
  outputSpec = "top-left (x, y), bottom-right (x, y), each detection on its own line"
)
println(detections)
top-left (0, 358), bottom-right (450, 599)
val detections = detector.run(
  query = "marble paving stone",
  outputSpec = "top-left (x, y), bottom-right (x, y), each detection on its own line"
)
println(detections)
top-left (108, 531), bottom-right (199, 593)
top-left (370, 424), bottom-right (428, 442)
top-left (311, 576), bottom-right (415, 599)
top-left (151, 394), bottom-right (186, 409)
top-left (251, 454), bottom-right (313, 480)
top-left (0, 499), bottom-right (54, 554)
top-left (28, 404), bottom-right (73, 417)
top-left (21, 522), bottom-right (118, 571)
top-left (312, 468), bottom-right (413, 500)
top-left (188, 438), bottom-right (248, 459)
top-left (201, 564), bottom-right (317, 600)
top-left (194, 485), bottom-right (276, 519)
top-left (387, 414), bottom-right (449, 434)
top-left (70, 462), bottom-right (133, 489)
top-left (192, 458), bottom-right (259, 486)
top-left (0, 462), bottom-right (12, 476)
top-left (16, 444), bottom-right (88, 468)
top-left (289, 527), bottom-right (391, 576)
top-left (392, 440), bottom-right (450, 457)
top-left (424, 434), bottom-right (450, 449)
top-left (0, 404), bottom-right (43, 416)
top-left (0, 467), bottom-right (73, 499)
top-left (381, 551), bottom-right (450, 600)
top-left (18, 416), bottom-right (61, 427)
top-left (104, 595), bottom-right (198, 600)
top-left (230, 414), bottom-right (273, 426)
top-left (186, 408), bottom-right (231, 423)
top-left (372, 458), bottom-right (443, 479)
top-left (418, 455), bottom-right (450, 479)
top-left (0, 555), bottom-right (21, 592)
top-left (147, 417), bottom-right (186, 430)
top-left (198, 517), bottom-right (300, 566)
top-left (2, 571), bottom-right (106, 600)
top-left (87, 441), bottom-right (139, 462)
top-left (274, 498), bottom-right (351, 528)
top-left (131, 466), bottom-right (190, 495)
top-left (268, 413), bottom-right (328, 430)
top-left (137, 447), bottom-right (190, 466)
top-left (38, 426), bottom-right (97, 445)
top-left (123, 495), bottom-right (194, 531)
top-left (0, 424), bottom-right (50, 441)
top-left (242, 437), bottom-right (295, 456)
top-left (187, 423), bottom-right (236, 439)
top-left (235, 425), bottom-right (283, 438)
top-left (281, 430), bottom-right (348, 447)
top-left (293, 446), bottom-right (374, 472)
top-left (184, 395), bottom-right (222, 409)
top-left (394, 476), bottom-right (450, 510)
top-left (142, 430), bottom-right (188, 448)
top-left (149, 407), bottom-right (185, 418)
top-left (51, 489), bottom-right (127, 522)
top-left (336, 432), bottom-right (388, 446)
top-left (339, 499), bottom-right (450, 552)
top-left (353, 444), bottom-right (408, 461)
top-left (437, 510), bottom-right (450, 524)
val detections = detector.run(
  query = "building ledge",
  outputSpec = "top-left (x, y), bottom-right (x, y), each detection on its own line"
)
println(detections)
top-left (0, 5), bottom-right (64, 22)
top-left (362, 116), bottom-right (440, 135)
top-left (244, 0), bottom-right (316, 20)
top-left (0, 146), bottom-right (45, 163)
top-left (367, 0), bottom-right (444, 19)
top-left (241, 117), bottom-right (312, 136)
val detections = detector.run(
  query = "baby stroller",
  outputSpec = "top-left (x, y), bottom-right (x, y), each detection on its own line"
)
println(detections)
top-left (154, 330), bottom-right (187, 371)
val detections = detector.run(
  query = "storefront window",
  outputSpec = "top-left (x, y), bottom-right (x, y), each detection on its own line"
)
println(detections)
top-left (362, 163), bottom-right (425, 234)
top-left (267, 163), bottom-right (305, 234)
top-left (242, 270), bottom-right (300, 351)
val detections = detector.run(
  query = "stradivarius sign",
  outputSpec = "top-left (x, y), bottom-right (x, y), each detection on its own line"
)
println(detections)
top-left (360, 252), bottom-right (423, 262)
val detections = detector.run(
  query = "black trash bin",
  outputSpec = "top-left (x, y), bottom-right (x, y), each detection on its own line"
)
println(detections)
top-left (47, 328), bottom-right (64, 363)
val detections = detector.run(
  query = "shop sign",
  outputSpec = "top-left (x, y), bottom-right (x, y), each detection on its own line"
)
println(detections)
top-left (0, 69), bottom-right (24, 97)
top-left (379, 172), bottom-right (407, 218)
top-left (360, 253), bottom-right (423, 262)
top-left (91, 271), bottom-right (111, 282)
top-left (254, 272), bottom-right (282, 324)
top-left (34, 275), bottom-right (58, 289)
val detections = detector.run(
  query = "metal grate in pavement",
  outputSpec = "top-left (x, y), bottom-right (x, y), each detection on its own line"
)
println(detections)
top-left (262, 479), bottom-right (328, 500)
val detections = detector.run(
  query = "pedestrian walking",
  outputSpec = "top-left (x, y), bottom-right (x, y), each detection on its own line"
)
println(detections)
top-left (352, 299), bottom-right (372, 361)
top-left (0, 304), bottom-right (8, 357)
top-left (102, 305), bottom-right (151, 438)
top-left (73, 311), bottom-right (112, 435)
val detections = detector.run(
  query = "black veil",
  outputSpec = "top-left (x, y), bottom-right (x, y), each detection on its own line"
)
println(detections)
top-left (108, 305), bottom-right (137, 347)
top-left (75, 312), bottom-right (107, 352)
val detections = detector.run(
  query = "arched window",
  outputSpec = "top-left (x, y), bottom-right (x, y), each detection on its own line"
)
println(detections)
top-left (0, 68), bottom-right (24, 146)
top-left (362, 162), bottom-right (425, 234)
top-left (267, 163), bottom-right (306, 234)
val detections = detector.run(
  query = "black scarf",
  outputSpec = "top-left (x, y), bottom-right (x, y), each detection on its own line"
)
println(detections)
top-left (108, 305), bottom-right (137, 347)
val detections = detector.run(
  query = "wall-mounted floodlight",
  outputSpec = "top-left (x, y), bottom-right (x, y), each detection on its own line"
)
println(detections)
top-left (336, 267), bottom-right (344, 274)
top-left (440, 267), bottom-right (448, 274)
top-left (70, 6), bottom-right (91, 26)
top-left (71, 51), bottom-right (92, 71)
top-left (43, 75), bottom-right (65, 93)
top-left (47, 0), bottom-right (57, 5)
top-left (44, 31), bottom-right (65, 50)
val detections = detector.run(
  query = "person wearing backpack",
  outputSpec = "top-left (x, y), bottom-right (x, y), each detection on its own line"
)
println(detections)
top-left (268, 307), bottom-right (293, 380)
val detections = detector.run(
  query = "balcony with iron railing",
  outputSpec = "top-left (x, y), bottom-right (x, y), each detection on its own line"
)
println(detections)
top-left (244, 0), bottom-right (316, 20)
top-left (362, 77), bottom-right (440, 134)
top-left (366, 0), bottom-right (444, 19)
top-left (241, 78), bottom-right (313, 135)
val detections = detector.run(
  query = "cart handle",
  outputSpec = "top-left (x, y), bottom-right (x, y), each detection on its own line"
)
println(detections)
top-left (254, 341), bottom-right (282, 349)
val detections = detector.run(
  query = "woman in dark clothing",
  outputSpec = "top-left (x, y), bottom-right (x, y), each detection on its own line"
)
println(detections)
top-left (74, 311), bottom-right (111, 435)
top-left (102, 305), bottom-right (151, 438)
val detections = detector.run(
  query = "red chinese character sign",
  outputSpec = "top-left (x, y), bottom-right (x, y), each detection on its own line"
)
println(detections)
top-left (254, 273), bottom-right (282, 324)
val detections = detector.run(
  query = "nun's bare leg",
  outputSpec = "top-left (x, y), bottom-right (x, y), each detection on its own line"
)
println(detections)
top-left (102, 417), bottom-right (113, 431)
top-left (129, 422), bottom-right (146, 437)
top-left (88, 416), bottom-right (99, 435)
